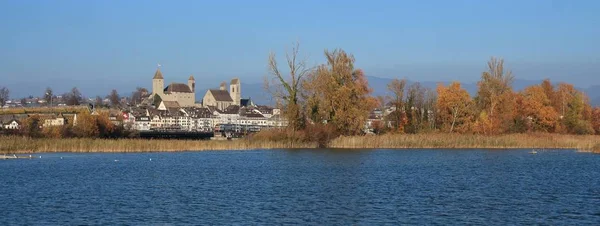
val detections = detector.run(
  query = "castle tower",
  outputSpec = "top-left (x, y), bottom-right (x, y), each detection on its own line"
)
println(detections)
top-left (230, 78), bottom-right (241, 106)
top-left (152, 68), bottom-right (164, 96)
top-left (188, 75), bottom-right (195, 92)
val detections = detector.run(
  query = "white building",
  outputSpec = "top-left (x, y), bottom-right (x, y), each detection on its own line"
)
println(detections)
top-left (3, 119), bottom-right (21, 130)
top-left (134, 116), bottom-right (151, 131)
top-left (43, 116), bottom-right (65, 127)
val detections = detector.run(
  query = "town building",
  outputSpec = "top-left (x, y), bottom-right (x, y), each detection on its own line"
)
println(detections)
top-left (43, 115), bottom-right (66, 127)
top-left (202, 78), bottom-right (241, 111)
top-left (3, 119), bottom-right (21, 130)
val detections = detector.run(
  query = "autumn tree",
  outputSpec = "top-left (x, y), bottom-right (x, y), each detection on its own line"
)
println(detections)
top-left (517, 85), bottom-right (559, 132)
top-left (42, 126), bottom-right (63, 138)
top-left (540, 79), bottom-right (557, 109)
top-left (555, 83), bottom-right (576, 118)
top-left (436, 82), bottom-right (473, 133)
top-left (65, 87), bottom-right (83, 106)
top-left (303, 49), bottom-right (377, 135)
top-left (0, 87), bottom-right (9, 106)
top-left (475, 57), bottom-right (516, 134)
top-left (386, 78), bottom-right (407, 133)
top-left (108, 89), bottom-right (120, 107)
top-left (72, 111), bottom-right (99, 137)
top-left (20, 115), bottom-right (42, 138)
top-left (96, 112), bottom-right (118, 138)
top-left (592, 107), bottom-right (600, 134)
top-left (265, 42), bottom-right (310, 132)
top-left (563, 91), bottom-right (594, 134)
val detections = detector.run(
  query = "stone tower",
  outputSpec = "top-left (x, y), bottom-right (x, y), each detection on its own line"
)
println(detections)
top-left (188, 75), bottom-right (195, 92)
top-left (230, 78), bottom-right (241, 106)
top-left (152, 68), bottom-right (164, 96)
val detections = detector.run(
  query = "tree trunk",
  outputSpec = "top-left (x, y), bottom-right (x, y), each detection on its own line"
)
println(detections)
top-left (450, 107), bottom-right (458, 133)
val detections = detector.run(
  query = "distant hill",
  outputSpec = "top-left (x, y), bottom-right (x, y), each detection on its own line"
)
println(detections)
top-left (196, 76), bottom-right (600, 107)
top-left (586, 85), bottom-right (600, 107)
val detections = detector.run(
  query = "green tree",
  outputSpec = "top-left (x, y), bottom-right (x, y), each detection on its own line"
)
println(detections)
top-left (153, 94), bottom-right (162, 107)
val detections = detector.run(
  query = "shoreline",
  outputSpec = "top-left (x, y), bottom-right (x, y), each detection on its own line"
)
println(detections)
top-left (1, 133), bottom-right (599, 154)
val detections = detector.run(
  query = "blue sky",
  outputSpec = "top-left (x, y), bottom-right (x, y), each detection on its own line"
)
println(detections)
top-left (1, 0), bottom-right (599, 98)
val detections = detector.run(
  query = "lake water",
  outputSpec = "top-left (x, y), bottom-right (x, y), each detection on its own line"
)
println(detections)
top-left (1, 149), bottom-right (599, 225)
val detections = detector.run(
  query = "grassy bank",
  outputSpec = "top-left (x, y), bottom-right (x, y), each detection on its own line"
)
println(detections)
top-left (1, 134), bottom-right (599, 154)
top-left (330, 133), bottom-right (600, 152)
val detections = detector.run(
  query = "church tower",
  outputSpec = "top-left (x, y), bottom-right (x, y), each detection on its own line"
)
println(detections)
top-left (188, 75), bottom-right (195, 92)
top-left (152, 68), bottom-right (164, 97)
top-left (230, 78), bottom-right (241, 106)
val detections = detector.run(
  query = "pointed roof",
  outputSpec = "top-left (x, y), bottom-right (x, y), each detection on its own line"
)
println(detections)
top-left (153, 68), bottom-right (164, 79)
top-left (231, 78), bottom-right (240, 84)
top-left (188, 75), bottom-right (195, 81)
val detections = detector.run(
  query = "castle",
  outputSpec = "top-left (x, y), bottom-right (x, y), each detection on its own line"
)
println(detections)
top-left (150, 68), bottom-right (242, 110)
top-left (152, 68), bottom-right (196, 107)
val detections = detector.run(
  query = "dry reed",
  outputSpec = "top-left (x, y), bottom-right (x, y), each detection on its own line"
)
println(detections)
top-left (1, 133), bottom-right (599, 154)
top-left (0, 106), bottom-right (89, 115)
top-left (0, 136), bottom-right (316, 154)
top-left (330, 133), bottom-right (600, 151)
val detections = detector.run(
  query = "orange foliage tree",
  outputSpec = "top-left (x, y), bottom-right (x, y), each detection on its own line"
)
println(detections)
top-left (475, 57), bottom-right (516, 134)
top-left (304, 49), bottom-right (377, 135)
top-left (436, 82), bottom-right (473, 133)
top-left (72, 111), bottom-right (99, 137)
top-left (516, 85), bottom-right (560, 132)
top-left (592, 107), bottom-right (600, 134)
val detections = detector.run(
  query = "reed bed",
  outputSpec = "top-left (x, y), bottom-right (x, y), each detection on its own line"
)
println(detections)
top-left (0, 106), bottom-right (90, 115)
top-left (0, 136), bottom-right (317, 154)
top-left (1, 134), bottom-right (599, 154)
top-left (330, 133), bottom-right (600, 152)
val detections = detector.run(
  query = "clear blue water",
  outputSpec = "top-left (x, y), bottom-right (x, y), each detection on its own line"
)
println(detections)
top-left (1, 149), bottom-right (599, 225)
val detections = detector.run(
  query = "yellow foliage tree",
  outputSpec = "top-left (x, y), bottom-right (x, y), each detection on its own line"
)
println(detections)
top-left (473, 111), bottom-right (494, 135)
top-left (42, 126), bottom-right (63, 138)
top-left (73, 111), bottom-right (99, 138)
